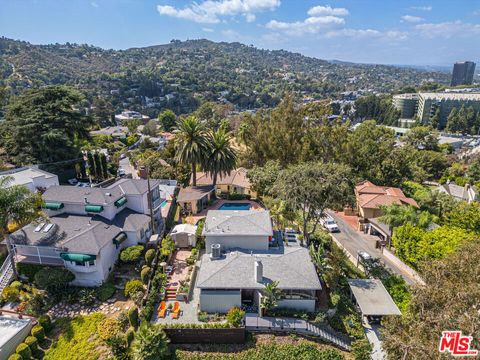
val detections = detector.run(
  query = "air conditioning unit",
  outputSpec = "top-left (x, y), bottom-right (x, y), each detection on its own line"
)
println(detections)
top-left (210, 244), bottom-right (221, 259)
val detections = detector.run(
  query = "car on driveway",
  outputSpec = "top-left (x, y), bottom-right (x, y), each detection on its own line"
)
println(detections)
top-left (320, 214), bottom-right (339, 232)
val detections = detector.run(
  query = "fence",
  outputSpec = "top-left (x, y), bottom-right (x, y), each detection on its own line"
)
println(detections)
top-left (163, 327), bottom-right (245, 344)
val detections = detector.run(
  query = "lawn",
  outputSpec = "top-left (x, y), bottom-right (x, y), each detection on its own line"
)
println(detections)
top-left (44, 313), bottom-right (108, 360)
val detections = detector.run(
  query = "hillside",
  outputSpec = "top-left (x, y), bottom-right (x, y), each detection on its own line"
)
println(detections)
top-left (0, 37), bottom-right (450, 115)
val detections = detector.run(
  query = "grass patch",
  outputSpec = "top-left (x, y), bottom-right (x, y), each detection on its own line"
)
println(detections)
top-left (96, 282), bottom-right (116, 301)
top-left (44, 313), bottom-right (107, 360)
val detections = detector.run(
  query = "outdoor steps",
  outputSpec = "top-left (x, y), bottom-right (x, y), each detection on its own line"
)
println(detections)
top-left (304, 322), bottom-right (352, 351)
top-left (166, 287), bottom-right (177, 300)
top-left (0, 255), bottom-right (14, 294)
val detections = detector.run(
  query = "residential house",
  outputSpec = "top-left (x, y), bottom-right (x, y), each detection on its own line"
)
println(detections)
top-left (114, 110), bottom-right (149, 125)
top-left (177, 186), bottom-right (215, 215)
top-left (8, 179), bottom-right (164, 287)
top-left (170, 224), bottom-right (197, 248)
top-left (202, 210), bottom-right (273, 254)
top-left (90, 126), bottom-right (129, 139)
top-left (196, 247), bottom-right (322, 313)
top-left (436, 182), bottom-right (478, 203)
top-left (193, 168), bottom-right (257, 199)
top-left (0, 167), bottom-right (59, 193)
top-left (355, 180), bottom-right (418, 220)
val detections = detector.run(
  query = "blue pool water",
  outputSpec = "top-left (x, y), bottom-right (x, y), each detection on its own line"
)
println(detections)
top-left (219, 203), bottom-right (251, 210)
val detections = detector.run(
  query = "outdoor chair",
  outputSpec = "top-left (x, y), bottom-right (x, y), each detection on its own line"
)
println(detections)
top-left (157, 301), bottom-right (167, 318)
top-left (171, 301), bottom-right (180, 319)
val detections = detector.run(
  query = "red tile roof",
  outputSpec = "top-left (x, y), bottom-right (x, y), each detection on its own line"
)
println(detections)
top-left (355, 180), bottom-right (418, 209)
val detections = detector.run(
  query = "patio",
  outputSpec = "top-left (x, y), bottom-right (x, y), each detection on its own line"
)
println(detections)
top-left (185, 199), bottom-right (263, 224)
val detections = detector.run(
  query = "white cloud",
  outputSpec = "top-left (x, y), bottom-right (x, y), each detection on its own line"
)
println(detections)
top-left (266, 16), bottom-right (345, 35)
top-left (91, 1), bottom-right (99, 8)
top-left (325, 29), bottom-right (408, 41)
top-left (415, 20), bottom-right (480, 38)
top-left (202, 27), bottom-right (214, 32)
top-left (307, 5), bottom-right (349, 17)
top-left (157, 0), bottom-right (280, 24)
top-left (401, 15), bottom-right (424, 23)
top-left (410, 5), bottom-right (432, 11)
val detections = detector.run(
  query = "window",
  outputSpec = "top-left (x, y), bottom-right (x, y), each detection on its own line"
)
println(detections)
top-left (280, 289), bottom-right (316, 300)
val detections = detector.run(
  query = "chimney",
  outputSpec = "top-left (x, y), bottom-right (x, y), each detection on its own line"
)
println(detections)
top-left (254, 260), bottom-right (263, 283)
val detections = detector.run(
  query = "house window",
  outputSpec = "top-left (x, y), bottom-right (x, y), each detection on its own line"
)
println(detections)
top-left (140, 228), bottom-right (145, 240)
top-left (280, 289), bottom-right (316, 300)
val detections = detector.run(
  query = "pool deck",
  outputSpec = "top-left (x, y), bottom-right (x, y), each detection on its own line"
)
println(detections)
top-left (186, 199), bottom-right (263, 224)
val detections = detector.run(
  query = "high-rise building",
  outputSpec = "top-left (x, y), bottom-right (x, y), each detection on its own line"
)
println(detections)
top-left (451, 61), bottom-right (476, 86)
top-left (392, 93), bottom-right (419, 118)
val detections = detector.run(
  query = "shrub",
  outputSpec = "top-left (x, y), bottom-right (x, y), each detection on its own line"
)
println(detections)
top-left (24, 336), bottom-right (38, 351)
top-left (140, 266), bottom-right (152, 284)
top-left (25, 292), bottom-right (46, 316)
top-left (8, 354), bottom-right (22, 360)
top-left (10, 281), bottom-right (23, 290)
top-left (120, 245), bottom-right (144, 263)
top-left (226, 307), bottom-right (245, 328)
top-left (128, 306), bottom-right (139, 329)
top-left (97, 318), bottom-right (122, 342)
top-left (78, 288), bottom-right (96, 306)
top-left (96, 282), bottom-right (116, 301)
top-left (124, 279), bottom-right (144, 298)
top-left (145, 249), bottom-right (155, 266)
top-left (38, 315), bottom-right (52, 333)
top-left (16, 263), bottom-right (43, 282)
top-left (34, 267), bottom-right (75, 293)
top-left (31, 325), bottom-right (45, 342)
top-left (126, 327), bottom-right (135, 346)
top-left (15, 343), bottom-right (31, 359)
top-left (2, 285), bottom-right (20, 302)
top-left (352, 338), bottom-right (372, 360)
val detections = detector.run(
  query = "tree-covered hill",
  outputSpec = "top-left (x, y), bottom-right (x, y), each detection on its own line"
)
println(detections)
top-left (0, 37), bottom-right (450, 115)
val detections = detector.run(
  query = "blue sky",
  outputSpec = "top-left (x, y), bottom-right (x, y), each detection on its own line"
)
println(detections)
top-left (0, 0), bottom-right (479, 65)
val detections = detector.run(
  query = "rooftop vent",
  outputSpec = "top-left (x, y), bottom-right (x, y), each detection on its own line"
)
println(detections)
top-left (43, 223), bottom-right (54, 233)
top-left (34, 223), bottom-right (45, 232)
top-left (210, 244), bottom-right (221, 260)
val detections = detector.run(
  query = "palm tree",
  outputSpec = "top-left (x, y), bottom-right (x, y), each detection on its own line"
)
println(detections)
top-left (260, 281), bottom-right (282, 312)
top-left (205, 128), bottom-right (237, 187)
top-left (174, 116), bottom-right (208, 186)
top-left (0, 176), bottom-right (42, 277)
top-left (132, 323), bottom-right (169, 360)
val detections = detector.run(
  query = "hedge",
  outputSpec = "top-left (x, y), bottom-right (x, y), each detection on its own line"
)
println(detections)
top-left (120, 245), bottom-right (144, 263)
top-left (124, 280), bottom-right (144, 298)
top-left (38, 315), bottom-right (52, 333)
top-left (24, 336), bottom-right (38, 351)
top-left (31, 325), bottom-right (45, 342)
top-left (145, 249), bottom-right (155, 266)
top-left (15, 343), bottom-right (31, 359)
top-left (128, 306), bottom-right (139, 329)
top-left (8, 354), bottom-right (22, 360)
top-left (16, 263), bottom-right (43, 282)
top-left (140, 266), bottom-right (152, 284)
top-left (96, 282), bottom-right (116, 301)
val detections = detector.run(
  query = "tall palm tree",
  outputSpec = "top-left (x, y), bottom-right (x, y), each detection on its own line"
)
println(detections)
top-left (0, 176), bottom-right (42, 277)
top-left (132, 323), bottom-right (169, 360)
top-left (205, 128), bottom-right (237, 187)
top-left (174, 116), bottom-right (208, 186)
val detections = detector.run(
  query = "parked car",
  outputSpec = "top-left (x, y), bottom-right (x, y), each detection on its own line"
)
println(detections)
top-left (67, 178), bottom-right (78, 185)
top-left (75, 182), bottom-right (90, 187)
top-left (118, 168), bottom-right (126, 177)
top-left (119, 153), bottom-right (127, 159)
top-left (284, 227), bottom-right (298, 243)
top-left (320, 214), bottom-right (339, 233)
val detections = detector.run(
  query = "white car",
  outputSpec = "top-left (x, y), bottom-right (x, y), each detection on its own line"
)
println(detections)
top-left (67, 178), bottom-right (78, 185)
top-left (284, 228), bottom-right (298, 243)
top-left (320, 215), bottom-right (339, 233)
top-left (118, 168), bottom-right (126, 177)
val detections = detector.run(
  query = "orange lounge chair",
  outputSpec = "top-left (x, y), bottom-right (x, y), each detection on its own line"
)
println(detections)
top-left (157, 301), bottom-right (167, 318)
top-left (171, 301), bottom-right (180, 319)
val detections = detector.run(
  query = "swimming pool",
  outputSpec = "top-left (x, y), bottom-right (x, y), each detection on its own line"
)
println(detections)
top-left (218, 203), bottom-right (252, 211)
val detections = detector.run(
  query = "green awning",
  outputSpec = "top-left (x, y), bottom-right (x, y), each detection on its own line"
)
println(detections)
top-left (60, 253), bottom-right (97, 262)
top-left (43, 202), bottom-right (64, 210)
top-left (85, 204), bottom-right (103, 213)
top-left (114, 197), bottom-right (127, 207)
top-left (113, 232), bottom-right (127, 246)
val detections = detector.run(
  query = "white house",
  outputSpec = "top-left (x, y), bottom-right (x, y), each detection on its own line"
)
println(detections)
top-left (170, 224), bottom-right (197, 248)
top-left (0, 167), bottom-right (59, 192)
top-left (202, 210), bottom-right (273, 254)
top-left (9, 179), bottom-right (165, 287)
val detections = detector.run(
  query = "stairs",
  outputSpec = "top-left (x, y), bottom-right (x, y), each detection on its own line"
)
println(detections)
top-left (166, 287), bottom-right (177, 300)
top-left (304, 322), bottom-right (351, 351)
top-left (0, 254), bottom-right (14, 294)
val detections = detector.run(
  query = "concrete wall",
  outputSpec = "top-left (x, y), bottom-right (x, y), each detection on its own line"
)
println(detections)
top-left (199, 289), bottom-right (241, 313)
top-left (0, 318), bottom-right (32, 360)
top-left (205, 235), bottom-right (269, 254)
top-left (276, 299), bottom-right (316, 312)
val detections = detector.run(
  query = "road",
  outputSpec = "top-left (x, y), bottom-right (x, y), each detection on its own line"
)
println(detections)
top-left (119, 157), bottom-right (138, 179)
top-left (327, 211), bottom-right (418, 286)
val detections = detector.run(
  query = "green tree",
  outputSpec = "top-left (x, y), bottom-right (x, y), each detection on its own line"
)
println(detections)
top-left (1, 85), bottom-right (92, 164)
top-left (403, 126), bottom-right (438, 150)
top-left (93, 151), bottom-right (103, 180)
top-left (158, 109), bottom-right (176, 132)
top-left (430, 107), bottom-right (440, 129)
top-left (382, 239), bottom-right (480, 359)
top-left (273, 162), bottom-right (352, 245)
top-left (92, 97), bottom-right (114, 127)
top-left (204, 128), bottom-right (237, 187)
top-left (132, 323), bottom-right (169, 360)
top-left (100, 152), bottom-right (109, 179)
top-left (174, 116), bottom-right (208, 186)
top-left (247, 160), bottom-right (282, 197)
top-left (142, 120), bottom-right (158, 137)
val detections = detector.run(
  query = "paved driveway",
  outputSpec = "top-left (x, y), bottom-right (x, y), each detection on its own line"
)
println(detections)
top-left (119, 157), bottom-right (138, 179)
top-left (327, 211), bottom-right (418, 286)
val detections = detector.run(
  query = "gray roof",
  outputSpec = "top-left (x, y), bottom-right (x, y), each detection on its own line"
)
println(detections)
top-left (196, 247), bottom-right (322, 290)
top-left (177, 185), bottom-right (215, 202)
top-left (436, 183), bottom-right (477, 201)
top-left (42, 179), bottom-right (160, 205)
top-left (203, 210), bottom-right (273, 237)
top-left (348, 279), bottom-right (401, 316)
top-left (0, 167), bottom-right (57, 186)
top-left (10, 209), bottom-right (149, 255)
top-left (109, 178), bottom-right (160, 195)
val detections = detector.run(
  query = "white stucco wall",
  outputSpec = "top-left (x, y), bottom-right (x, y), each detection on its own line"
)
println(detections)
top-left (205, 235), bottom-right (269, 253)
top-left (276, 299), bottom-right (316, 312)
top-left (199, 289), bottom-right (241, 313)
top-left (46, 203), bottom-right (116, 220)
top-left (0, 318), bottom-right (32, 360)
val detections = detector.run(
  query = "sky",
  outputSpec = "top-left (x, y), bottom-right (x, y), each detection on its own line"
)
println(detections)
top-left (0, 0), bottom-right (479, 65)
